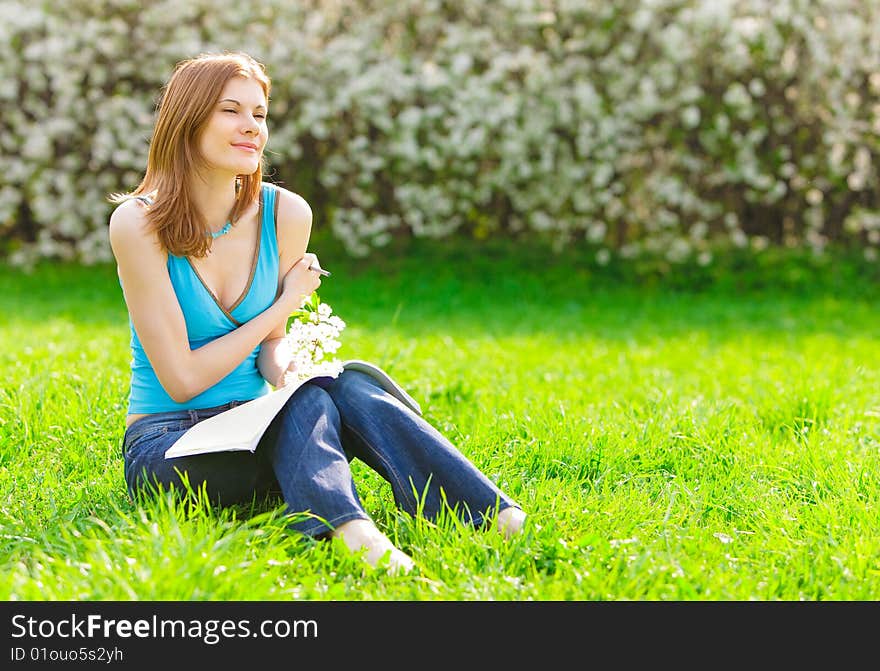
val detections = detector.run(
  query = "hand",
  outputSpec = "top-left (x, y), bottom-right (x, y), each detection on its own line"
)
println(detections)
top-left (274, 362), bottom-right (294, 389)
top-left (280, 254), bottom-right (322, 311)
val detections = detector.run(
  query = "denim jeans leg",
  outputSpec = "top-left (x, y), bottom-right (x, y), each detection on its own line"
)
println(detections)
top-left (322, 369), bottom-right (520, 527)
top-left (122, 405), bottom-right (275, 507)
top-left (258, 382), bottom-right (371, 537)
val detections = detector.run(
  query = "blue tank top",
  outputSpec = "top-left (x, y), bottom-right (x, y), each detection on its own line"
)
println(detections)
top-left (126, 183), bottom-right (279, 413)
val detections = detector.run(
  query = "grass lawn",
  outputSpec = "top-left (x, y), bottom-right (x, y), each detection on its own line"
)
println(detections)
top-left (1, 237), bottom-right (879, 600)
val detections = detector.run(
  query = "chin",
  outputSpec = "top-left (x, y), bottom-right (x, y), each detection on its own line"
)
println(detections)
top-left (225, 163), bottom-right (260, 177)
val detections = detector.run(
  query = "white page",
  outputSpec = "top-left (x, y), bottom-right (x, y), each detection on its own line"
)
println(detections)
top-left (163, 360), bottom-right (420, 459)
top-left (163, 382), bottom-right (302, 458)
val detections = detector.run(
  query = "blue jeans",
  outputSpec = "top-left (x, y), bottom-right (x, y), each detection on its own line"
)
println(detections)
top-left (122, 369), bottom-right (520, 537)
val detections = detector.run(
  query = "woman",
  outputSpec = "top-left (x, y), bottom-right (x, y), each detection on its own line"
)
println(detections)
top-left (109, 52), bottom-right (525, 574)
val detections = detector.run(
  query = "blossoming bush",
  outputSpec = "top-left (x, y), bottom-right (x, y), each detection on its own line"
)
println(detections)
top-left (1, 0), bottom-right (878, 267)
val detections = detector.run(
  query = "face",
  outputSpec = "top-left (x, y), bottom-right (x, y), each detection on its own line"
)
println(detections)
top-left (197, 76), bottom-right (268, 177)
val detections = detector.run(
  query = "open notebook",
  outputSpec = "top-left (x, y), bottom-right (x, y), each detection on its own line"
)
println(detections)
top-left (164, 360), bottom-right (422, 459)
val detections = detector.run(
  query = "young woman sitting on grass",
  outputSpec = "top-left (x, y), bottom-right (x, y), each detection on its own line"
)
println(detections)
top-left (107, 52), bottom-right (525, 574)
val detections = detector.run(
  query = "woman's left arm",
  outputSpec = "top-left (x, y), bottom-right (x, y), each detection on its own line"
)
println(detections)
top-left (257, 187), bottom-right (315, 388)
top-left (258, 335), bottom-right (292, 388)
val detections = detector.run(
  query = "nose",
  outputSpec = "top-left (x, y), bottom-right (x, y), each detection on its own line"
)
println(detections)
top-left (242, 115), bottom-right (260, 135)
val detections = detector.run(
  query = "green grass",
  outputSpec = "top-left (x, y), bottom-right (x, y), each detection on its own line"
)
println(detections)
top-left (2, 237), bottom-right (880, 600)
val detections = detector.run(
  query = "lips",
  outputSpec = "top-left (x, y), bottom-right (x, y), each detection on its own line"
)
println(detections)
top-left (233, 143), bottom-right (259, 152)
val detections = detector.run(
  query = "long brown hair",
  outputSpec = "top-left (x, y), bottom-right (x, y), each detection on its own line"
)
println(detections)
top-left (110, 52), bottom-right (271, 258)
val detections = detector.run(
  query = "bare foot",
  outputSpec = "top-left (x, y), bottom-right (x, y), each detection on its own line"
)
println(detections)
top-left (331, 519), bottom-right (415, 574)
top-left (496, 507), bottom-right (527, 539)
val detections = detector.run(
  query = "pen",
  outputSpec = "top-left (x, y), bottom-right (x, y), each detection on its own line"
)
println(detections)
top-left (309, 265), bottom-right (331, 277)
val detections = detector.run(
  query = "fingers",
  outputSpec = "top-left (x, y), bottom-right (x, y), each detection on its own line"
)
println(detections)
top-left (306, 255), bottom-right (326, 275)
top-left (296, 253), bottom-right (325, 274)
top-left (300, 254), bottom-right (323, 291)
top-left (300, 256), bottom-right (321, 292)
top-left (282, 254), bottom-right (322, 295)
top-left (297, 253), bottom-right (317, 270)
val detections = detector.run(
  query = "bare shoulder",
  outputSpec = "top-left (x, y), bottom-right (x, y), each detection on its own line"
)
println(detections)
top-left (108, 198), bottom-right (163, 261)
top-left (273, 185), bottom-right (312, 257)
top-left (274, 185), bottom-right (312, 230)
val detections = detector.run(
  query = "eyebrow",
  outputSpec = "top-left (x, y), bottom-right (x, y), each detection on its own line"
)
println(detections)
top-left (218, 98), bottom-right (267, 111)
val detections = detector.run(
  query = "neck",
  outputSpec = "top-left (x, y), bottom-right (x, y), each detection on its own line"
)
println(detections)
top-left (190, 172), bottom-right (238, 232)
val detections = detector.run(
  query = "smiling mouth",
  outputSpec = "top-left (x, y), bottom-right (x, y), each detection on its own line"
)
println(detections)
top-left (233, 144), bottom-right (259, 152)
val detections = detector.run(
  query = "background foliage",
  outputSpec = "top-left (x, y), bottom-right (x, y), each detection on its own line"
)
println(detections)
top-left (1, 0), bottom-right (878, 267)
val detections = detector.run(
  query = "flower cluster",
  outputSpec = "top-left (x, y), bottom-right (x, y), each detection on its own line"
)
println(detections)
top-left (2, 0), bottom-right (879, 268)
top-left (280, 294), bottom-right (346, 387)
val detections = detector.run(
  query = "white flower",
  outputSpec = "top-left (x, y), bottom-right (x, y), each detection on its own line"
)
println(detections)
top-left (281, 296), bottom-right (347, 386)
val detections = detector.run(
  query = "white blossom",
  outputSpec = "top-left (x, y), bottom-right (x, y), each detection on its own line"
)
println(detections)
top-left (2, 0), bottom-right (878, 266)
top-left (281, 297), bottom-right (346, 387)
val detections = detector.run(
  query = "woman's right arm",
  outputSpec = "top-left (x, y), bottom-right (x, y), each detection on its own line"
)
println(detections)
top-left (108, 200), bottom-right (318, 403)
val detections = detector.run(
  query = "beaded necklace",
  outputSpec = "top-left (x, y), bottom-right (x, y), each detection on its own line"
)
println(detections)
top-left (209, 181), bottom-right (241, 238)
top-left (209, 221), bottom-right (233, 238)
